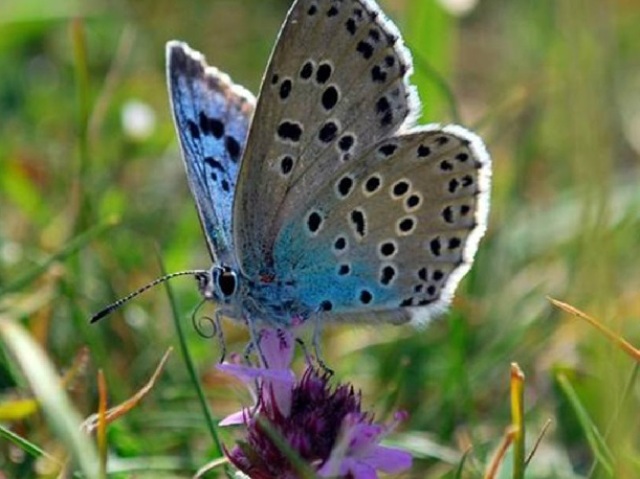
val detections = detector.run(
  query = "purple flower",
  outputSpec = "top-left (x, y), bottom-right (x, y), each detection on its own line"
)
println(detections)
top-left (217, 328), bottom-right (412, 478)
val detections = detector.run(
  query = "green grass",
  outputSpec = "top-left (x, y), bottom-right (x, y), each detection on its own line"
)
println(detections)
top-left (2, 0), bottom-right (640, 477)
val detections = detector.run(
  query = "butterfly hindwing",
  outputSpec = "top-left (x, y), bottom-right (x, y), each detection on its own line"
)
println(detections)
top-left (273, 125), bottom-right (491, 325)
top-left (167, 42), bottom-right (256, 264)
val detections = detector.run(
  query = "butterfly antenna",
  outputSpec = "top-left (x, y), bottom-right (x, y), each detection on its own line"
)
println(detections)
top-left (90, 270), bottom-right (208, 323)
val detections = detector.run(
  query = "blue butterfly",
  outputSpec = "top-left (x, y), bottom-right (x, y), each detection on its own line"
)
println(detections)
top-left (136, 0), bottom-right (490, 335)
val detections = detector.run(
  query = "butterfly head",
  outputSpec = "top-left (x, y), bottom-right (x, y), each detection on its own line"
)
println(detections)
top-left (197, 265), bottom-right (239, 303)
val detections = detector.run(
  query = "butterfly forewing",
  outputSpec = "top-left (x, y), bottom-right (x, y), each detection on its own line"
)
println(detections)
top-left (233, 0), bottom-right (418, 278)
top-left (167, 42), bottom-right (256, 264)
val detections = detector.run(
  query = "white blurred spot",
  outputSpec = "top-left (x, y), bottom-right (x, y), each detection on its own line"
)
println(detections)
top-left (619, 73), bottom-right (640, 154)
top-left (436, 0), bottom-right (479, 16)
top-left (121, 100), bottom-right (156, 140)
top-left (1, 241), bottom-right (23, 265)
top-left (124, 304), bottom-right (149, 329)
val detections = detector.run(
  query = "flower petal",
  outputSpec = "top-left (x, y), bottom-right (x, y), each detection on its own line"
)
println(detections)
top-left (348, 423), bottom-right (384, 451)
top-left (317, 457), bottom-right (349, 478)
top-left (359, 445), bottom-right (413, 473)
top-left (259, 328), bottom-right (295, 370)
top-left (349, 460), bottom-right (378, 479)
top-left (219, 409), bottom-right (248, 426)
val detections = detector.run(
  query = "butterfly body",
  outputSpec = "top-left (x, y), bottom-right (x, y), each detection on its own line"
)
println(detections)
top-left (168, 0), bottom-right (491, 329)
top-left (196, 265), bottom-right (315, 326)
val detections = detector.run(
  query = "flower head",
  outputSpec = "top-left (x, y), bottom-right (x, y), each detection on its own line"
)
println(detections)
top-left (217, 328), bottom-right (412, 478)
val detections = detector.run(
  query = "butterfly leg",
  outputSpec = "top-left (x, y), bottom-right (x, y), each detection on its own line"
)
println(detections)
top-left (213, 309), bottom-right (227, 364)
top-left (244, 315), bottom-right (268, 368)
top-left (295, 337), bottom-right (314, 366)
top-left (242, 339), bottom-right (256, 365)
top-left (312, 317), bottom-right (334, 376)
top-left (241, 325), bottom-right (265, 413)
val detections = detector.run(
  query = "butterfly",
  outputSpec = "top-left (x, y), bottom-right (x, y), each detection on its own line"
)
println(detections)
top-left (153, 0), bottom-right (490, 334)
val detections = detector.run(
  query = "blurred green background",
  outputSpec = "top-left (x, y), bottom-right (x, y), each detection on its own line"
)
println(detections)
top-left (1, 0), bottom-right (640, 477)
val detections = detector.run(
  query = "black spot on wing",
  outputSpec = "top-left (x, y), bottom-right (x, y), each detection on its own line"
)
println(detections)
top-left (380, 241), bottom-right (396, 257)
top-left (371, 65), bottom-right (387, 83)
top-left (187, 120), bottom-right (200, 139)
top-left (430, 238), bottom-right (442, 256)
top-left (392, 181), bottom-right (409, 197)
top-left (338, 134), bottom-right (354, 152)
top-left (345, 18), bottom-right (357, 35)
top-left (319, 121), bottom-right (338, 143)
top-left (440, 160), bottom-right (454, 171)
top-left (225, 136), bottom-right (241, 162)
top-left (277, 121), bottom-right (303, 142)
top-left (279, 79), bottom-right (292, 99)
top-left (307, 211), bottom-right (323, 234)
top-left (337, 176), bottom-right (354, 197)
top-left (350, 209), bottom-right (366, 237)
top-left (365, 175), bottom-right (381, 194)
top-left (356, 41), bottom-right (374, 59)
top-left (417, 145), bottom-right (431, 157)
top-left (204, 156), bottom-right (225, 173)
top-left (280, 155), bottom-right (294, 175)
top-left (375, 96), bottom-right (393, 127)
top-left (322, 86), bottom-right (339, 110)
top-left (378, 143), bottom-right (397, 157)
top-left (380, 265), bottom-right (396, 285)
top-left (406, 194), bottom-right (421, 209)
top-left (300, 61), bottom-right (314, 79)
top-left (359, 289), bottom-right (373, 304)
top-left (198, 111), bottom-right (224, 138)
top-left (316, 63), bottom-right (333, 84)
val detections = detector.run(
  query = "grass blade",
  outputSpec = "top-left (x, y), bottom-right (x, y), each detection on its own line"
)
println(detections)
top-left (0, 424), bottom-right (53, 460)
top-left (160, 262), bottom-right (224, 458)
top-left (510, 363), bottom-right (526, 479)
top-left (555, 371), bottom-right (614, 477)
top-left (0, 317), bottom-right (100, 478)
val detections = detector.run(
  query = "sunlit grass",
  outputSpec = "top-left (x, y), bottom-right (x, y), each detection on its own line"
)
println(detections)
top-left (1, 0), bottom-right (640, 477)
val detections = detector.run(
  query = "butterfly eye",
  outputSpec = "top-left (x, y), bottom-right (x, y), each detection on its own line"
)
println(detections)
top-left (215, 267), bottom-right (238, 298)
